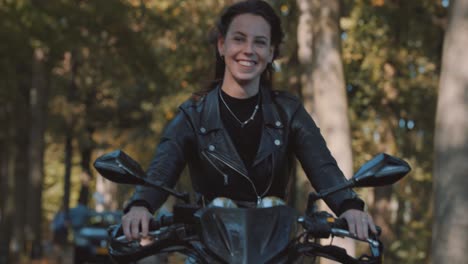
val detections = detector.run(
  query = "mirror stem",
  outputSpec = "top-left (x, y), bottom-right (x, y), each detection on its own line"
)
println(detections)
top-left (143, 181), bottom-right (190, 203)
top-left (313, 181), bottom-right (355, 202)
top-left (116, 160), bottom-right (190, 203)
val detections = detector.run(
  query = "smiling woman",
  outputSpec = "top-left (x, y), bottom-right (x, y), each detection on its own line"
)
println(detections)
top-left (121, 0), bottom-right (377, 244)
top-left (210, 0), bottom-right (283, 95)
top-left (217, 13), bottom-right (274, 98)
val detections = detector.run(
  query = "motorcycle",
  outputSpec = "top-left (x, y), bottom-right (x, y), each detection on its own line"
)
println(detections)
top-left (93, 150), bottom-right (410, 264)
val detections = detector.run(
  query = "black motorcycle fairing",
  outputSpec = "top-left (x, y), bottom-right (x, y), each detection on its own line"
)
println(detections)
top-left (195, 206), bottom-right (299, 264)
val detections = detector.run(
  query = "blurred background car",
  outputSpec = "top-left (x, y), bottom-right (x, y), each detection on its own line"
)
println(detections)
top-left (73, 211), bottom-right (122, 264)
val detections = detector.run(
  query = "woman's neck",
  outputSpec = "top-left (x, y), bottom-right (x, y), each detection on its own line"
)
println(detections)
top-left (220, 76), bottom-right (260, 99)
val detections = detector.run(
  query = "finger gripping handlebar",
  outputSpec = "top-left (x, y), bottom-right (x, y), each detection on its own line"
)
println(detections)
top-left (302, 211), bottom-right (382, 238)
top-left (332, 218), bottom-right (382, 236)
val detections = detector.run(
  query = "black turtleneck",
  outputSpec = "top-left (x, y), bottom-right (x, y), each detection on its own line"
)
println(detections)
top-left (219, 90), bottom-right (262, 170)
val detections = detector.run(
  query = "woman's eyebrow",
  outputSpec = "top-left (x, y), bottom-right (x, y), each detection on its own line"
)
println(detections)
top-left (232, 31), bottom-right (247, 37)
top-left (255, 36), bottom-right (269, 41)
top-left (232, 31), bottom-right (269, 40)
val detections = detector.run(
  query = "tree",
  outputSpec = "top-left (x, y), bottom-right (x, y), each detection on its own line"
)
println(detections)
top-left (26, 46), bottom-right (49, 259)
top-left (296, 0), bottom-right (315, 216)
top-left (342, 1), bottom-right (444, 261)
top-left (0, 97), bottom-right (15, 264)
top-left (297, 0), bottom-right (355, 261)
top-left (0, 2), bottom-right (33, 260)
top-left (11, 48), bottom-right (32, 264)
top-left (432, 0), bottom-right (468, 263)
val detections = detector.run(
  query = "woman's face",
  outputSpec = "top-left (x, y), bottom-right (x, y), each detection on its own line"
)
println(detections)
top-left (218, 13), bottom-right (274, 88)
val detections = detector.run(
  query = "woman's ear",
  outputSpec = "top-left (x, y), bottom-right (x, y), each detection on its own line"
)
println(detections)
top-left (268, 46), bottom-right (275, 63)
top-left (217, 36), bottom-right (225, 57)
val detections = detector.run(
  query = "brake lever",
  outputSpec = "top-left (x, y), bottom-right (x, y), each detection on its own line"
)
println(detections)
top-left (109, 217), bottom-right (163, 243)
top-left (298, 213), bottom-right (382, 258)
top-left (108, 224), bottom-right (124, 239)
top-left (330, 228), bottom-right (381, 257)
top-left (115, 229), bottom-right (163, 243)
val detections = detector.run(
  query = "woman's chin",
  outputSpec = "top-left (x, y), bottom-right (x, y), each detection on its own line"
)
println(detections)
top-left (232, 75), bottom-right (261, 86)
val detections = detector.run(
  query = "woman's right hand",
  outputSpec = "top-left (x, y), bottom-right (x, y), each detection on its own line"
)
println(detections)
top-left (122, 206), bottom-right (153, 241)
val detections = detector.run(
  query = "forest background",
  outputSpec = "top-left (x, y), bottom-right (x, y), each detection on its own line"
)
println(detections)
top-left (1, 0), bottom-right (466, 263)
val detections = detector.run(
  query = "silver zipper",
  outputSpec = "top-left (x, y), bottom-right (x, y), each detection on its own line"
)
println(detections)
top-left (259, 154), bottom-right (275, 198)
top-left (204, 151), bottom-right (261, 204)
top-left (202, 151), bottom-right (230, 186)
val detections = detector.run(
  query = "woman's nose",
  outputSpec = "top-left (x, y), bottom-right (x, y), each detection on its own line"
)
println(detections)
top-left (242, 41), bottom-right (254, 54)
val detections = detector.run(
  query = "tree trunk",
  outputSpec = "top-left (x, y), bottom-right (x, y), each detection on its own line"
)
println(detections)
top-left (77, 136), bottom-right (92, 209)
top-left (310, 1), bottom-right (352, 177)
top-left (78, 86), bottom-right (97, 209)
top-left (297, 0), bottom-right (355, 262)
top-left (432, 1), bottom-right (468, 263)
top-left (26, 47), bottom-right (49, 259)
top-left (0, 122), bottom-right (14, 264)
top-left (63, 50), bottom-right (78, 220)
top-left (296, 0), bottom-right (315, 214)
top-left (12, 62), bottom-right (31, 261)
top-left (95, 176), bottom-right (119, 211)
top-left (371, 62), bottom-right (399, 247)
top-left (63, 132), bottom-right (73, 217)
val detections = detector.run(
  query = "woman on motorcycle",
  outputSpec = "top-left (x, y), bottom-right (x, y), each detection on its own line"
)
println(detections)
top-left (122, 0), bottom-right (377, 242)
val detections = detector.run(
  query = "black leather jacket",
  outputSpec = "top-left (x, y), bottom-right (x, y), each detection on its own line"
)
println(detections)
top-left (127, 86), bottom-right (363, 215)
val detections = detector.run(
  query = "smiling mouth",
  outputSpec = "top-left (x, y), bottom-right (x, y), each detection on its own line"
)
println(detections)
top-left (238, 60), bottom-right (256, 67)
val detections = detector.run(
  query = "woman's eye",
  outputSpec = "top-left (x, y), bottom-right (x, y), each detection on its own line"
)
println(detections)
top-left (233, 37), bottom-right (244, 42)
top-left (256, 40), bottom-right (267, 45)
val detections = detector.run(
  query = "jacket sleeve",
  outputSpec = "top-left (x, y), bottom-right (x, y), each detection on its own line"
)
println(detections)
top-left (291, 104), bottom-right (363, 216)
top-left (124, 110), bottom-right (194, 214)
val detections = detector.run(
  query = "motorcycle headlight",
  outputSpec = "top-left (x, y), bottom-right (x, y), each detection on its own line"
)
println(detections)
top-left (208, 197), bottom-right (238, 208)
top-left (258, 196), bottom-right (286, 208)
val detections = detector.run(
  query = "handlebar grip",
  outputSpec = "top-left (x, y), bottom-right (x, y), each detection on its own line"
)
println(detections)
top-left (108, 215), bottom-right (175, 241)
top-left (332, 218), bottom-right (348, 229)
top-left (149, 215), bottom-right (174, 231)
top-left (302, 212), bottom-right (382, 238)
top-left (148, 218), bottom-right (160, 231)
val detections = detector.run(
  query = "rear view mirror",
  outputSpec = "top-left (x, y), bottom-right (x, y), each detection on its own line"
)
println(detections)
top-left (306, 153), bottom-right (411, 210)
top-left (93, 150), bottom-right (190, 203)
top-left (352, 153), bottom-right (411, 187)
top-left (93, 150), bottom-right (147, 185)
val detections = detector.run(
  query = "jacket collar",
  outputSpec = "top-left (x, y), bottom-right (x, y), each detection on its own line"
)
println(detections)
top-left (199, 86), bottom-right (223, 133)
top-left (254, 88), bottom-right (284, 167)
top-left (199, 85), bottom-right (284, 172)
top-left (200, 85), bottom-right (283, 132)
top-left (261, 88), bottom-right (284, 128)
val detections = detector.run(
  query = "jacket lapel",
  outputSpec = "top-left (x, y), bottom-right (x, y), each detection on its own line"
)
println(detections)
top-left (198, 86), bottom-right (284, 173)
top-left (199, 86), bottom-right (248, 176)
top-left (199, 87), bottom-right (223, 132)
top-left (253, 88), bottom-right (284, 167)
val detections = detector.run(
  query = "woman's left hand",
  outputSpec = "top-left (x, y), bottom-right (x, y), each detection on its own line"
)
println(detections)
top-left (339, 209), bottom-right (377, 240)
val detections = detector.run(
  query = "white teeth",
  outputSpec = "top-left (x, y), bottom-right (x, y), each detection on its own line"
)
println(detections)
top-left (238, 60), bottom-right (254, 66)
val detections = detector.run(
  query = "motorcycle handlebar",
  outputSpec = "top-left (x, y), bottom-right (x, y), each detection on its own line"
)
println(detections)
top-left (111, 209), bottom-right (380, 244)
top-left (108, 208), bottom-right (383, 263)
top-left (300, 211), bottom-right (381, 239)
top-left (111, 214), bottom-right (175, 243)
top-left (150, 214), bottom-right (174, 230)
top-left (298, 212), bottom-right (383, 263)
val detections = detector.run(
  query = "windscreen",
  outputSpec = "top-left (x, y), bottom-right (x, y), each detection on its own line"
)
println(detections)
top-left (197, 206), bottom-right (298, 264)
